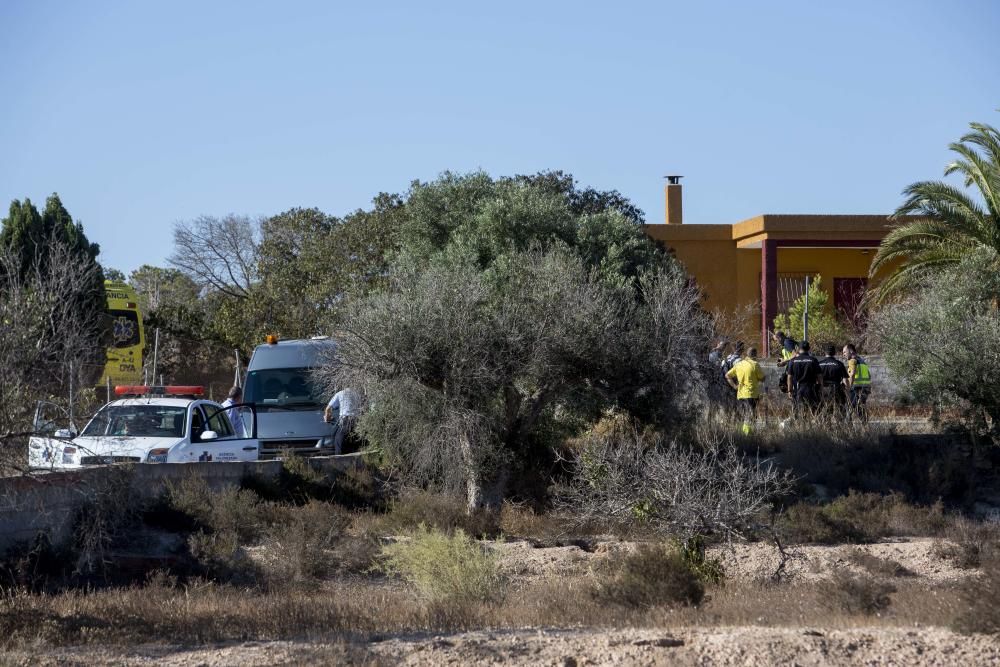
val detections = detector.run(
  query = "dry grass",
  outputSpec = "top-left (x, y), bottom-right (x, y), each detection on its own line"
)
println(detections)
top-left (256, 501), bottom-right (353, 584)
top-left (952, 558), bottom-right (1000, 635)
top-left (590, 543), bottom-right (704, 609)
top-left (844, 549), bottom-right (915, 578)
top-left (777, 492), bottom-right (948, 545)
top-left (374, 489), bottom-right (499, 537)
top-left (933, 516), bottom-right (1000, 569)
top-left (0, 467), bottom-right (993, 653)
top-left (673, 579), bottom-right (963, 628)
top-left (818, 571), bottom-right (896, 615)
top-left (0, 570), bottom-right (974, 652)
top-left (748, 419), bottom-right (977, 505)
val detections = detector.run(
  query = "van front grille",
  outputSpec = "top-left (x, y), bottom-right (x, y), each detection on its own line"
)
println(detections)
top-left (259, 439), bottom-right (325, 459)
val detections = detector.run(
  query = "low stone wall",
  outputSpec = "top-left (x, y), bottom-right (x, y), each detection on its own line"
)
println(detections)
top-left (0, 454), bottom-right (364, 555)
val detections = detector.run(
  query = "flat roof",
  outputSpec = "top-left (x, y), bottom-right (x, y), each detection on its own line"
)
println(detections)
top-left (646, 214), bottom-right (904, 247)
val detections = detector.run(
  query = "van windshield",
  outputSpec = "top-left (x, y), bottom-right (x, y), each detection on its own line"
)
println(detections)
top-left (244, 368), bottom-right (326, 411)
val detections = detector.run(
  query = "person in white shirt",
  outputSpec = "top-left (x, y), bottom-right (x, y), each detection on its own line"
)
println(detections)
top-left (221, 386), bottom-right (245, 437)
top-left (323, 388), bottom-right (359, 454)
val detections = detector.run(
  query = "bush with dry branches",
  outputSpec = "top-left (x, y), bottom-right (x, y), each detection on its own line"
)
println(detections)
top-left (0, 237), bottom-right (108, 474)
top-left (557, 426), bottom-right (795, 541)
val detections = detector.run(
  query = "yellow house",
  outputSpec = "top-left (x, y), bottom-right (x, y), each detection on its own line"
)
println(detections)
top-left (644, 177), bottom-right (894, 354)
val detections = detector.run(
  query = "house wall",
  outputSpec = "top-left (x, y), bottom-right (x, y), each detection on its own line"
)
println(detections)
top-left (658, 241), bottom-right (876, 311)
top-left (647, 222), bottom-right (890, 349)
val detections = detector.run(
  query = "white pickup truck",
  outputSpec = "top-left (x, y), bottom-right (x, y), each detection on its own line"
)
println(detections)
top-left (28, 386), bottom-right (260, 469)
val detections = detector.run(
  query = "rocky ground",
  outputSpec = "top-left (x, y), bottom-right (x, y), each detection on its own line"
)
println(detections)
top-left (491, 536), bottom-right (968, 585)
top-left (7, 537), bottom-right (998, 666)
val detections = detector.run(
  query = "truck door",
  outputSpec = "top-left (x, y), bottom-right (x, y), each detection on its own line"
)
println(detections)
top-left (27, 401), bottom-right (73, 469)
top-left (174, 403), bottom-right (260, 463)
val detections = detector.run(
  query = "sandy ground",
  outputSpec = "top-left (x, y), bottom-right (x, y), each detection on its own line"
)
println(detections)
top-left (14, 626), bottom-right (1000, 666)
top-left (369, 626), bottom-right (1000, 666)
top-left (8, 537), bottom-right (996, 666)
top-left (491, 537), bottom-right (968, 585)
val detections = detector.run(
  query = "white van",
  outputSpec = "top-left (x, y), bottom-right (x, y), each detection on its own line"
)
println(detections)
top-left (243, 336), bottom-right (338, 458)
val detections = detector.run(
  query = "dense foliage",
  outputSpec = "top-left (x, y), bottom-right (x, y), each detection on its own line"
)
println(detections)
top-left (319, 172), bottom-right (709, 508)
top-left (0, 194), bottom-right (108, 389)
top-left (871, 251), bottom-right (1000, 441)
top-left (168, 198), bottom-right (402, 356)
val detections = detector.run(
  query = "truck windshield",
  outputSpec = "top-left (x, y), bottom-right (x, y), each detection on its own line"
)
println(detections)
top-left (82, 405), bottom-right (187, 437)
top-left (244, 368), bottom-right (325, 410)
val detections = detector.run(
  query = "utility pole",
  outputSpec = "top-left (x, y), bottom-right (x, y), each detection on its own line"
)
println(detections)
top-left (803, 275), bottom-right (810, 343)
top-left (68, 360), bottom-right (74, 432)
top-left (151, 328), bottom-right (160, 386)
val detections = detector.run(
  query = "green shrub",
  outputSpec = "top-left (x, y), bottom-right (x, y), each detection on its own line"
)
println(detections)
top-left (379, 524), bottom-right (507, 606)
top-left (592, 543), bottom-right (704, 609)
top-left (678, 536), bottom-right (725, 585)
top-left (772, 275), bottom-right (846, 351)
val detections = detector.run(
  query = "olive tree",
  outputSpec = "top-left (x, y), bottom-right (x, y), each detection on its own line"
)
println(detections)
top-left (869, 250), bottom-right (1000, 441)
top-left (322, 247), bottom-right (711, 510)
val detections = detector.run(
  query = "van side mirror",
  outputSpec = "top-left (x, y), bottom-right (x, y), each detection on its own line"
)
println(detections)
top-left (54, 429), bottom-right (76, 439)
top-left (200, 430), bottom-right (218, 442)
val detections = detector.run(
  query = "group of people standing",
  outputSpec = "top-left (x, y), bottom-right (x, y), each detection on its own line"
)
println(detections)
top-left (709, 332), bottom-right (872, 431)
top-left (776, 333), bottom-right (872, 421)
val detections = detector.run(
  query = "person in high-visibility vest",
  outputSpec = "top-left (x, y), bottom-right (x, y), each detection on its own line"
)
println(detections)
top-left (774, 331), bottom-right (797, 365)
top-left (726, 346), bottom-right (765, 435)
top-left (774, 331), bottom-right (797, 395)
top-left (842, 343), bottom-right (872, 422)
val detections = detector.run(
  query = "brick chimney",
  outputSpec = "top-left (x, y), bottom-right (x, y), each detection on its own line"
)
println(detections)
top-left (664, 175), bottom-right (683, 224)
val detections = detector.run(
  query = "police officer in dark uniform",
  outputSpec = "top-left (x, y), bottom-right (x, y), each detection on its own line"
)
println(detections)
top-left (786, 340), bottom-right (822, 417)
top-left (818, 344), bottom-right (849, 419)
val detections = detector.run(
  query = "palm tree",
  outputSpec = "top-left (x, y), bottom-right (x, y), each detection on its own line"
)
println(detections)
top-left (869, 119), bottom-right (1000, 304)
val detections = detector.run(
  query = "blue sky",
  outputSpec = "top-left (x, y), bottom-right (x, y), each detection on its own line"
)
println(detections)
top-left (2, 1), bottom-right (998, 275)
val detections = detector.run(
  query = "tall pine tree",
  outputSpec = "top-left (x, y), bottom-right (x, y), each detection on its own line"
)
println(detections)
top-left (0, 193), bottom-right (109, 387)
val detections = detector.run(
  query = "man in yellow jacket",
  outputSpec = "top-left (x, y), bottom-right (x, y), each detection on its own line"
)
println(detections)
top-left (726, 346), bottom-right (766, 434)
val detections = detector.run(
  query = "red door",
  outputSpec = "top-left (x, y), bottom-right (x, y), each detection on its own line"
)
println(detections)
top-left (834, 278), bottom-right (868, 327)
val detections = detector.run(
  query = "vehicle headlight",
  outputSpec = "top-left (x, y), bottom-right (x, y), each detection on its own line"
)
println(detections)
top-left (147, 448), bottom-right (169, 463)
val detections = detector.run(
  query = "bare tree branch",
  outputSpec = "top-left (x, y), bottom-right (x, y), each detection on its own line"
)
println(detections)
top-left (168, 214), bottom-right (260, 298)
